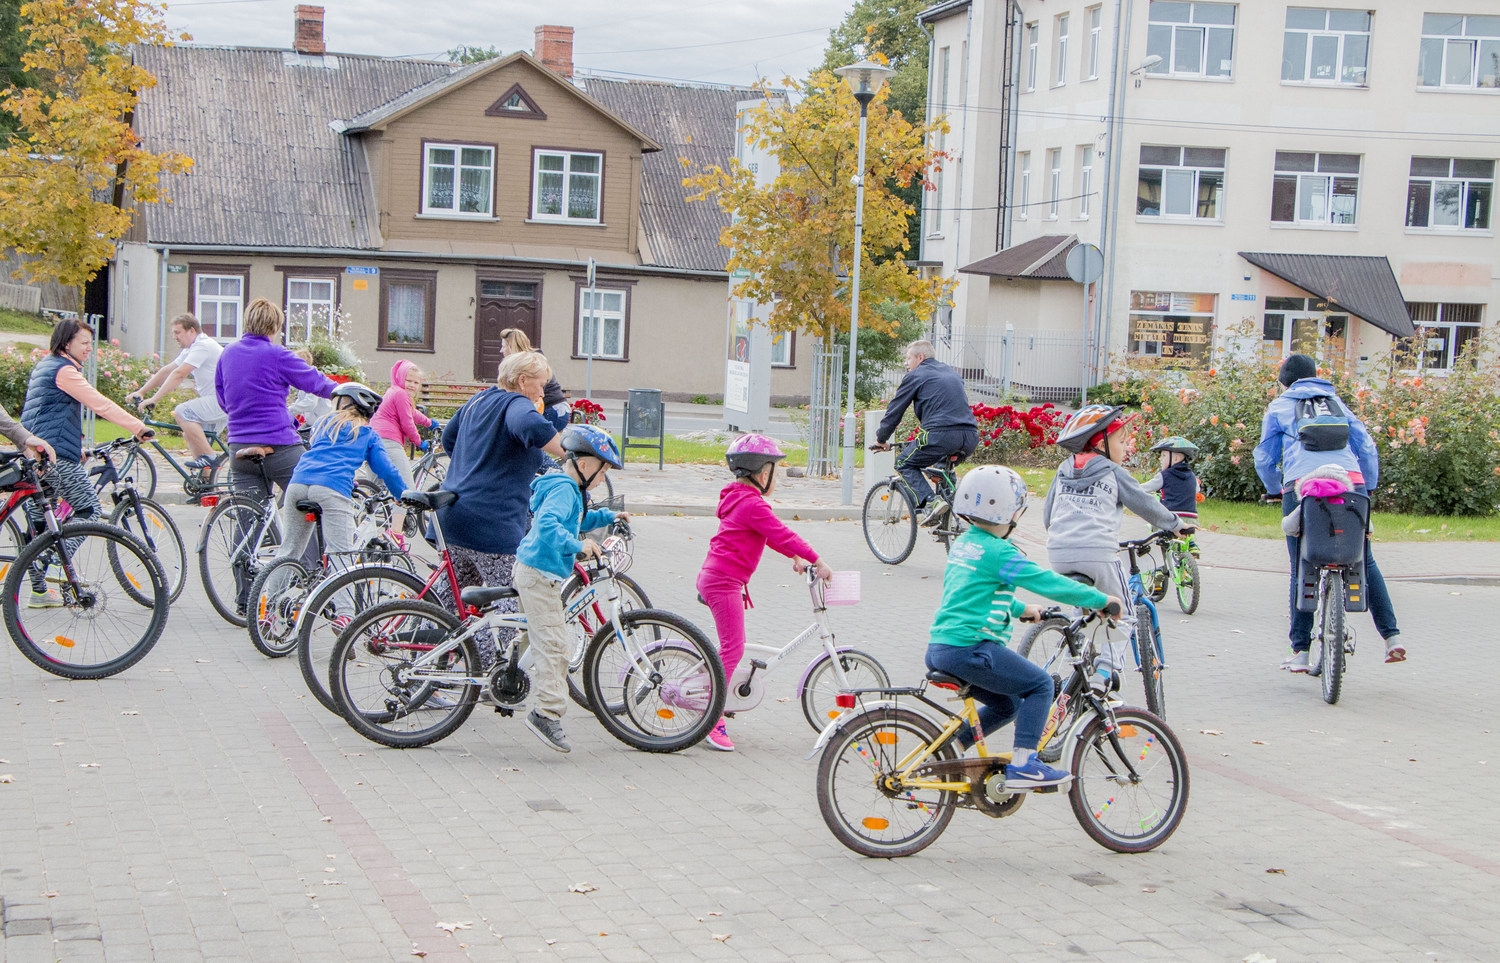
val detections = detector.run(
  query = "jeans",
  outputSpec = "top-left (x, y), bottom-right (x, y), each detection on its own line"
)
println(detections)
top-left (896, 427), bottom-right (978, 507)
top-left (925, 640), bottom-right (1053, 750)
top-left (1282, 487), bottom-right (1399, 650)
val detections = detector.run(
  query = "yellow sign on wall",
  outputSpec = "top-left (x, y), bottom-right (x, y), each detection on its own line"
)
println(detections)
top-left (351, 279), bottom-right (368, 290)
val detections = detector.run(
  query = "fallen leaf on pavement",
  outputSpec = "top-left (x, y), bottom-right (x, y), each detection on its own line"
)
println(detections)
top-left (320, 816), bottom-right (333, 822)
top-left (0, 774), bottom-right (12, 783)
top-left (712, 933), bottom-right (731, 942)
top-left (196, 659), bottom-right (212, 663)
top-left (48, 698), bottom-right (64, 703)
top-left (1242, 954), bottom-right (1277, 963)
top-left (569, 883), bottom-right (598, 894)
top-left (599, 931), bottom-right (608, 937)
top-left (411, 951), bottom-right (427, 958)
top-left (707, 912), bottom-right (721, 916)
top-left (435, 921), bottom-right (471, 934)
top-left (322, 880), bottom-right (342, 886)
top-left (41, 890), bottom-right (58, 898)
top-left (1266, 868), bottom-right (1285, 874)
top-left (776, 697), bottom-right (791, 703)
top-left (545, 939), bottom-right (556, 946)
top-left (1200, 729), bottom-right (1223, 736)
top-left (79, 763), bottom-right (99, 768)
top-left (1251, 740), bottom-right (1266, 745)
top-left (1231, 629), bottom-right (1243, 634)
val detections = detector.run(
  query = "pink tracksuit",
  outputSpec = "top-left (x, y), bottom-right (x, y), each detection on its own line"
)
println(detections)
top-left (696, 482), bottom-right (820, 682)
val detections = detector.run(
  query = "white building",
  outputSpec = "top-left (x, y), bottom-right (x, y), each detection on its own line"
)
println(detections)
top-left (920, 0), bottom-right (1499, 396)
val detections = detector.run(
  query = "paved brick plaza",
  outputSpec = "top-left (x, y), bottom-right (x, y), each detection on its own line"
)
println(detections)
top-left (2, 508), bottom-right (1497, 962)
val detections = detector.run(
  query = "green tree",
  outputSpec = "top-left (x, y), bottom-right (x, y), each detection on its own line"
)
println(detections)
top-left (447, 44), bottom-right (501, 64)
top-left (0, 0), bottom-right (28, 143)
top-left (834, 299), bottom-right (926, 404)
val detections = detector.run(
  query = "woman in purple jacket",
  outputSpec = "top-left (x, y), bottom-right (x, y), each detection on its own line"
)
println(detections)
top-left (214, 298), bottom-right (335, 501)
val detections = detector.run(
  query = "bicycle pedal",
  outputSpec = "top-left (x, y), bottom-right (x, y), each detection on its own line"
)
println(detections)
top-left (494, 707), bottom-right (513, 717)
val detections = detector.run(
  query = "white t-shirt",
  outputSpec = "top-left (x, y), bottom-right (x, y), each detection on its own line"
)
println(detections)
top-left (173, 334), bottom-right (223, 398)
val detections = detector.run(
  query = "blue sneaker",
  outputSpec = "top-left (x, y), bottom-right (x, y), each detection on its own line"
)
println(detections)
top-left (1005, 757), bottom-right (1074, 790)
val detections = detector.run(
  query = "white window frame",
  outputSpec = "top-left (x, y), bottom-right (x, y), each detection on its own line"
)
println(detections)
top-left (1026, 22), bottom-right (1039, 91)
top-left (1281, 8), bottom-right (1371, 86)
top-left (926, 47), bottom-right (951, 239)
top-left (1271, 152), bottom-right (1361, 226)
top-left (1086, 6), bottom-right (1103, 80)
top-left (1418, 14), bottom-right (1500, 89)
top-left (421, 142), bottom-right (494, 217)
top-left (1054, 14), bottom-right (1070, 87)
top-left (194, 274), bottom-right (244, 340)
top-left (1406, 157), bottom-right (1495, 231)
top-left (1047, 148), bottom-right (1062, 218)
top-left (1145, 1), bottom-right (1237, 80)
top-left (577, 288), bottom-right (626, 359)
top-left (1078, 147), bottom-right (1094, 218)
top-left (532, 150), bottom-right (604, 224)
top-left (1405, 302), bottom-right (1484, 371)
top-left (770, 331), bottom-right (794, 367)
top-left (286, 277), bottom-right (336, 343)
top-left (1137, 145), bottom-right (1226, 221)
top-left (1017, 152), bottom-right (1031, 220)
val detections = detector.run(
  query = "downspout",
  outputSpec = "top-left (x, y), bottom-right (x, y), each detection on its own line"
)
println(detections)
top-left (157, 246), bottom-right (170, 358)
top-left (1000, 0), bottom-right (1022, 252)
top-left (918, 17), bottom-right (935, 265)
top-left (1099, 0), bottom-right (1134, 381)
top-left (955, 4), bottom-right (972, 253)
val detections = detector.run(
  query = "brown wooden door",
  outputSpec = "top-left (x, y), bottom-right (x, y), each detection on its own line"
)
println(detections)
top-left (474, 280), bottom-right (540, 381)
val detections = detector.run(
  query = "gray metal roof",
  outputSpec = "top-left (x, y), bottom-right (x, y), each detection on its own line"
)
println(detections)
top-left (582, 78), bottom-right (757, 274)
top-left (1238, 252), bottom-right (1415, 338)
top-left (919, 0), bottom-right (973, 25)
top-left (959, 235), bottom-right (1077, 280)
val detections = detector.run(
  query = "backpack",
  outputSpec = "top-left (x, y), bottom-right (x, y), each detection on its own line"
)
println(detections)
top-left (1294, 395), bottom-right (1350, 453)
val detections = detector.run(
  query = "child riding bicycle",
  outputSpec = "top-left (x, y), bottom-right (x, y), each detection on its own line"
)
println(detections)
top-left (926, 465), bottom-right (1121, 789)
top-left (1142, 436), bottom-right (1201, 557)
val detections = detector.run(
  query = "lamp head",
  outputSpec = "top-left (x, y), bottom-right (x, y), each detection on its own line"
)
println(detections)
top-left (834, 58), bottom-right (896, 105)
top-left (1132, 54), bottom-right (1164, 74)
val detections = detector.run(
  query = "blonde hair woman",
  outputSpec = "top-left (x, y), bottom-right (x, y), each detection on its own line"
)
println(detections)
top-left (499, 328), bottom-right (570, 431)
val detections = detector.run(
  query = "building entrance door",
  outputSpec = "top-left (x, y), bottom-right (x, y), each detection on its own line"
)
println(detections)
top-left (474, 279), bottom-right (540, 381)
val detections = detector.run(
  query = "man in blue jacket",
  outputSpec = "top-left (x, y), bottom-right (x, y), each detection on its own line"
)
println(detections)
top-left (872, 340), bottom-right (979, 527)
top-left (1254, 354), bottom-right (1404, 671)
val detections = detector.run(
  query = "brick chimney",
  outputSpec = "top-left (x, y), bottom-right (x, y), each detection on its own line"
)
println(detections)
top-left (293, 5), bottom-right (326, 56)
top-left (533, 25), bottom-right (574, 79)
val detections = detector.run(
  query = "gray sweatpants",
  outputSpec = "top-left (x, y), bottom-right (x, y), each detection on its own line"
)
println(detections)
top-left (273, 483), bottom-right (357, 561)
top-left (1044, 553), bottom-right (1135, 678)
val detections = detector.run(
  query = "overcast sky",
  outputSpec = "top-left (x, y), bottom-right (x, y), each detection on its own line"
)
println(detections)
top-left (163, 0), bottom-right (854, 86)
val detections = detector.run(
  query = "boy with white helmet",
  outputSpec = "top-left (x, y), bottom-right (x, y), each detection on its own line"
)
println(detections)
top-left (927, 465), bottom-right (1121, 789)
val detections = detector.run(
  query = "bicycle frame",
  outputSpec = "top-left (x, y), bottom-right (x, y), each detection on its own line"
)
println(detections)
top-left (726, 570), bottom-right (859, 713)
top-left (1121, 542), bottom-right (1164, 671)
top-left (138, 414), bottom-right (229, 481)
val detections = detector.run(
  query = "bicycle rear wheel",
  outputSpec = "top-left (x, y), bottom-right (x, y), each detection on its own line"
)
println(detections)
top-left (198, 495), bottom-right (277, 627)
top-left (1069, 708), bottom-right (1188, 853)
top-left (560, 571), bottom-right (651, 710)
top-left (1174, 551), bottom-right (1201, 615)
top-left (863, 480), bottom-right (916, 565)
top-left (109, 495), bottom-right (186, 603)
top-left (583, 609), bottom-right (724, 752)
top-left (1134, 602), bottom-right (1166, 719)
top-left (3, 522), bottom-right (169, 679)
top-left (816, 705), bottom-right (957, 858)
top-left (247, 557), bottom-right (315, 658)
top-left (1319, 573), bottom-right (1346, 705)
top-left (798, 649), bottom-right (889, 731)
top-left (328, 599), bottom-right (479, 748)
top-left (296, 564), bottom-right (429, 714)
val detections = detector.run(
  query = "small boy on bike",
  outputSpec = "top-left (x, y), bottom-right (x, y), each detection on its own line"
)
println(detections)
top-left (1141, 436), bottom-right (1202, 557)
top-left (927, 466), bottom-right (1120, 789)
top-left (513, 425), bottom-right (624, 754)
top-left (1043, 406), bottom-right (1190, 696)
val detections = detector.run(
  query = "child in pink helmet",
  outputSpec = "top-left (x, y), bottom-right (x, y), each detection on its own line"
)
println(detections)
top-left (697, 433), bottom-right (833, 751)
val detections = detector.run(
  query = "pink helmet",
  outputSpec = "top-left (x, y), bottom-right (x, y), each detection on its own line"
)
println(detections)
top-left (726, 433), bottom-right (785, 475)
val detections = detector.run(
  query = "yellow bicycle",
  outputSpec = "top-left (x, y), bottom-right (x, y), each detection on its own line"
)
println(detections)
top-left (812, 607), bottom-right (1189, 858)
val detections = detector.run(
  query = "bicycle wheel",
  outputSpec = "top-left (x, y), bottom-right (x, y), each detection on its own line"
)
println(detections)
top-left (328, 599), bottom-right (479, 748)
top-left (816, 705), bottom-right (957, 858)
top-left (935, 511), bottom-right (967, 555)
top-left (560, 571), bottom-right (652, 710)
top-left (1319, 573), bottom-right (1346, 705)
top-left (1134, 602), bottom-right (1165, 719)
top-left (0, 511), bottom-right (27, 569)
top-left (1141, 543), bottom-right (1170, 602)
top-left (119, 447), bottom-right (158, 500)
top-left (798, 649), bottom-right (890, 731)
top-left (197, 495), bottom-right (277, 627)
top-left (863, 480), bottom-right (916, 565)
top-left (1174, 551), bottom-right (1200, 615)
top-left (1016, 616), bottom-right (1074, 675)
top-left (297, 564), bottom-right (428, 714)
top-left (583, 608), bottom-right (725, 752)
top-left (247, 557), bottom-right (315, 659)
top-left (1069, 707), bottom-right (1189, 854)
top-left (109, 495), bottom-right (186, 603)
top-left (3, 522), bottom-right (169, 679)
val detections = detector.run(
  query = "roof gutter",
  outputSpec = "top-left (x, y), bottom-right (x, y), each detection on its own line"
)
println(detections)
top-left (153, 244), bottom-right (728, 280)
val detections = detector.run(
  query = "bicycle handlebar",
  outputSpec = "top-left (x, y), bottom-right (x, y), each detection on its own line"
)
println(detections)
top-left (1119, 529), bottom-right (1177, 552)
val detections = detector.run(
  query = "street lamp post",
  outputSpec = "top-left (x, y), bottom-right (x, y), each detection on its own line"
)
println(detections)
top-left (832, 57), bottom-right (895, 507)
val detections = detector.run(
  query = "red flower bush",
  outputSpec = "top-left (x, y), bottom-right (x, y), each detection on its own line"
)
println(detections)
top-left (970, 402), bottom-right (1066, 466)
top-left (570, 398), bottom-right (607, 425)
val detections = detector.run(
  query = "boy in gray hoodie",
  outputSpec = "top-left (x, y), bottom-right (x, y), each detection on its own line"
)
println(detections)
top-left (1042, 405), bottom-right (1189, 694)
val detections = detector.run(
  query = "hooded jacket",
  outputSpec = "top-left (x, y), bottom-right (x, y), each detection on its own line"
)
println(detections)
top-left (515, 471), bottom-right (616, 580)
top-left (1253, 377), bottom-right (1378, 495)
top-left (369, 359), bottom-right (433, 446)
top-left (1043, 453), bottom-right (1183, 562)
top-left (700, 482), bottom-right (819, 584)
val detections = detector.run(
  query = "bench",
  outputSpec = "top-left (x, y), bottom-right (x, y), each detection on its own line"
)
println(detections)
top-left (418, 380), bottom-right (490, 412)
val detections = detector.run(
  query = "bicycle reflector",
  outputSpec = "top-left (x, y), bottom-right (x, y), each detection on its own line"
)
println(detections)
top-left (835, 693), bottom-right (857, 709)
top-left (199, 495), bottom-right (219, 508)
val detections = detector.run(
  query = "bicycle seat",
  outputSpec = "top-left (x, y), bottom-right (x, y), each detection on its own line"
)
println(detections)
top-left (401, 489), bottom-right (458, 511)
top-left (459, 584), bottom-right (519, 608)
top-left (1060, 572), bottom-right (1096, 587)
top-left (294, 500), bottom-right (322, 517)
top-left (925, 670), bottom-right (972, 696)
top-left (235, 446), bottom-right (274, 462)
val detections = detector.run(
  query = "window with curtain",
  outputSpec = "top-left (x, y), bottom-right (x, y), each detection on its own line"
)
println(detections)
top-left (533, 150), bottom-right (603, 223)
top-left (423, 143), bottom-right (493, 216)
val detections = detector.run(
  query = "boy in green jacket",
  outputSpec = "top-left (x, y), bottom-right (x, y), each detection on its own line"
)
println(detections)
top-left (927, 466), bottom-right (1120, 789)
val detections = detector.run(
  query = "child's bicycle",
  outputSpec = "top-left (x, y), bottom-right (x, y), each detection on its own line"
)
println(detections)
top-left (861, 451), bottom-right (967, 565)
top-left (812, 603), bottom-right (1188, 858)
top-left (1141, 531), bottom-right (1201, 615)
top-left (1292, 490), bottom-right (1369, 705)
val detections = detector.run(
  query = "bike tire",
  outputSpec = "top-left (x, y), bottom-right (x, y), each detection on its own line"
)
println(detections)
top-left (1320, 573), bottom-right (1346, 705)
top-left (109, 495), bottom-right (186, 603)
top-left (296, 564), bottom-right (428, 715)
top-left (1069, 707), bottom-right (1189, 854)
top-left (582, 608), bottom-right (725, 753)
top-left (862, 480), bottom-right (916, 565)
top-left (247, 557), bottom-right (314, 659)
top-left (197, 495), bottom-right (276, 627)
top-left (798, 648), bottom-right (890, 731)
top-left (1016, 616), bottom-right (1074, 675)
top-left (0, 511), bottom-right (28, 569)
top-left (3, 522), bottom-right (169, 679)
top-left (121, 447), bottom-right (159, 500)
top-left (559, 571), bottom-right (652, 710)
top-left (816, 705), bottom-right (957, 858)
top-left (328, 598), bottom-right (479, 748)
top-left (1142, 543), bottom-right (1170, 602)
top-left (1174, 551), bottom-right (1200, 615)
top-left (1134, 602), bottom-right (1166, 720)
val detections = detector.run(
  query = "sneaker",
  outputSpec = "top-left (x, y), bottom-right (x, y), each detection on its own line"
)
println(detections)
top-left (1004, 757), bottom-right (1074, 790)
top-left (705, 718), bottom-right (735, 752)
top-left (184, 454), bottom-right (215, 471)
top-left (384, 529), bottom-right (407, 553)
top-left (919, 500), bottom-right (950, 528)
top-left (1281, 649), bottom-right (1311, 673)
top-left (44, 563), bottom-right (67, 585)
top-left (330, 615), bottom-right (352, 634)
top-left (524, 710), bottom-right (571, 753)
top-left (27, 587), bottom-right (63, 609)
top-left (1384, 639), bottom-right (1407, 664)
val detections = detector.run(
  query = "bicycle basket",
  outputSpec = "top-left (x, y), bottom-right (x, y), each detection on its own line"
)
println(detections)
top-left (823, 570), bottom-right (861, 606)
top-left (1299, 491), bottom-right (1368, 567)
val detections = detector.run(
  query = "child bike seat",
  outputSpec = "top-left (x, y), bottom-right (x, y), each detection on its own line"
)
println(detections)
top-left (459, 584), bottom-right (519, 608)
top-left (401, 489), bottom-right (459, 511)
top-left (925, 670), bottom-right (972, 696)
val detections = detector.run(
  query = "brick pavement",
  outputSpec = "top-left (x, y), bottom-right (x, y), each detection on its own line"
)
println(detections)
top-left (2, 505), bottom-right (1499, 961)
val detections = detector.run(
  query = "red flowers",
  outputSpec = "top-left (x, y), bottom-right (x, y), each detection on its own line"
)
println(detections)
top-left (971, 402), bottom-right (1064, 449)
top-left (327, 373), bottom-right (351, 384)
top-left (571, 398), bottom-right (606, 424)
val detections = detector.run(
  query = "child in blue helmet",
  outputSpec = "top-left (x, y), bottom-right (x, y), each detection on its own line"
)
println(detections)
top-left (514, 425), bottom-right (625, 753)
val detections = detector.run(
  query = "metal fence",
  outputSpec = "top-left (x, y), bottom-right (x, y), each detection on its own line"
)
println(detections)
top-left (806, 342), bottom-right (844, 478)
top-left (932, 325), bottom-right (1086, 404)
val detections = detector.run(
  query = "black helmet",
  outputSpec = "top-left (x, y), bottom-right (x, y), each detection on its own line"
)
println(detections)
top-left (331, 382), bottom-right (382, 419)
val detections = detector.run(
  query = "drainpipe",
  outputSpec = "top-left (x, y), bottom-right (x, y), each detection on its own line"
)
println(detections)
top-left (157, 246), bottom-right (170, 358)
top-left (1099, 0), bottom-right (1134, 381)
top-left (1001, 0), bottom-right (1022, 252)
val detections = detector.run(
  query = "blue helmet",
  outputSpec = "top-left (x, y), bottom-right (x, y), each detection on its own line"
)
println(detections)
top-left (561, 425), bottom-right (623, 469)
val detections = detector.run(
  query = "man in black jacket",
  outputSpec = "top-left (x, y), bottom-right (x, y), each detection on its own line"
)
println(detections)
top-left (871, 340), bottom-right (978, 526)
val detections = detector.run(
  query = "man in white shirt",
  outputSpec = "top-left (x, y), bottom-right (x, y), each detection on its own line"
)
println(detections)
top-left (126, 313), bottom-right (226, 467)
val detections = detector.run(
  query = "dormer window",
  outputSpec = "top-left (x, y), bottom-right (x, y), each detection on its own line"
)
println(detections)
top-left (423, 142), bottom-right (494, 217)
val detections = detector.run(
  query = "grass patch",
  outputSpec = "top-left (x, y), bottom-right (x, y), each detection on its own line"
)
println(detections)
top-left (1199, 498), bottom-right (1500, 542)
top-left (0, 308), bottom-right (54, 336)
top-left (622, 435), bottom-right (809, 466)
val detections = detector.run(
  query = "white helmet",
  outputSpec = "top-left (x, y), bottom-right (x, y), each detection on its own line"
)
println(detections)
top-left (953, 465), bottom-right (1029, 527)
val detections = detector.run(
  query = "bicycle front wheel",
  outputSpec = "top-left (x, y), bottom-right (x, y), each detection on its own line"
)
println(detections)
top-left (297, 564), bottom-right (428, 714)
top-left (328, 599), bottom-right (478, 748)
top-left (248, 557), bottom-right (315, 658)
top-left (198, 495), bottom-right (277, 627)
top-left (863, 480), bottom-right (916, 565)
top-left (109, 495), bottom-right (186, 603)
top-left (583, 609), bottom-right (725, 752)
top-left (798, 649), bottom-right (890, 731)
top-left (3, 522), bottom-right (169, 679)
top-left (1016, 616), bottom-right (1074, 676)
top-left (1174, 551), bottom-right (1201, 615)
top-left (120, 447), bottom-right (158, 500)
top-left (560, 571), bottom-right (652, 710)
top-left (1134, 602), bottom-right (1166, 719)
top-left (816, 705), bottom-right (958, 858)
top-left (1319, 573), bottom-right (1346, 705)
top-left (1069, 707), bottom-right (1189, 853)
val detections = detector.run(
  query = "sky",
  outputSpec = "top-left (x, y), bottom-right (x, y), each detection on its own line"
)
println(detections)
top-left (162, 0), bottom-right (856, 86)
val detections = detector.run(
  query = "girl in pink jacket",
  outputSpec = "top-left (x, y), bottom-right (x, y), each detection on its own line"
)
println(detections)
top-left (368, 359), bottom-right (432, 491)
top-left (696, 434), bottom-right (832, 752)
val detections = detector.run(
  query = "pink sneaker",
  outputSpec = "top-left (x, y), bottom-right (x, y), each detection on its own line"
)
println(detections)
top-left (385, 529), bottom-right (408, 553)
top-left (705, 718), bottom-right (734, 752)
top-left (330, 615), bottom-right (352, 634)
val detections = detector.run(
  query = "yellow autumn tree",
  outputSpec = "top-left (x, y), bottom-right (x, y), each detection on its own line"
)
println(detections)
top-left (682, 70), bottom-right (951, 342)
top-left (0, 0), bottom-right (192, 288)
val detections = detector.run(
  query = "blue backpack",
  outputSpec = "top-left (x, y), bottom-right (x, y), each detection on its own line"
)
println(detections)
top-left (1294, 395), bottom-right (1350, 453)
